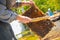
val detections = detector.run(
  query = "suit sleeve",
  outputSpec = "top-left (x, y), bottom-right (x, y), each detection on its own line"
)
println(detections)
top-left (0, 9), bottom-right (17, 23)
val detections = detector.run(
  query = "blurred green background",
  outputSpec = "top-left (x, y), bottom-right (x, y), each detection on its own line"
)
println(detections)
top-left (34, 0), bottom-right (60, 13)
top-left (12, 0), bottom-right (60, 14)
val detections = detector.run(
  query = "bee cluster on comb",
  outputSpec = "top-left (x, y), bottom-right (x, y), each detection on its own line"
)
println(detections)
top-left (22, 4), bottom-right (54, 38)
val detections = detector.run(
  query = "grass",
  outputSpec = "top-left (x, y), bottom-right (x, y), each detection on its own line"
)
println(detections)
top-left (18, 35), bottom-right (40, 40)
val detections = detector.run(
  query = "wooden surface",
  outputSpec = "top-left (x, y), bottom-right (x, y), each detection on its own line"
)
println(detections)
top-left (42, 20), bottom-right (60, 40)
